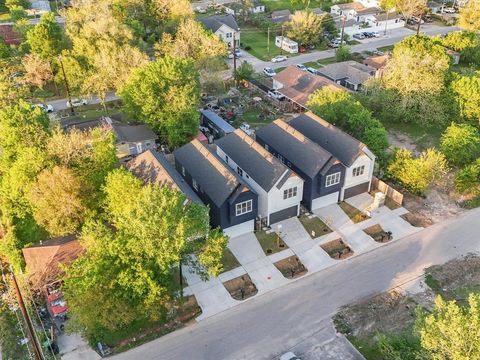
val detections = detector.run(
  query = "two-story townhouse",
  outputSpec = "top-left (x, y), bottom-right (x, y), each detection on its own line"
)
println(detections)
top-left (199, 14), bottom-right (240, 49)
top-left (173, 139), bottom-right (258, 238)
top-left (288, 112), bottom-right (375, 200)
top-left (216, 129), bottom-right (304, 226)
top-left (256, 120), bottom-right (345, 210)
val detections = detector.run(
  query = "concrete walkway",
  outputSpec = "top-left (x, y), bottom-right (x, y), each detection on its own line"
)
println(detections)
top-left (58, 333), bottom-right (101, 360)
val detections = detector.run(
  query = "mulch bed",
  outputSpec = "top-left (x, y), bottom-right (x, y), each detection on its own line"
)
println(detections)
top-left (320, 239), bottom-right (354, 260)
top-left (274, 255), bottom-right (307, 279)
top-left (401, 212), bottom-right (433, 227)
top-left (363, 224), bottom-right (392, 243)
top-left (339, 202), bottom-right (370, 223)
top-left (223, 274), bottom-right (258, 301)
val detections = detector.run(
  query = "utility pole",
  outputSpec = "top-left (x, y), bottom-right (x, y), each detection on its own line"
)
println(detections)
top-left (340, 15), bottom-right (346, 46)
top-left (10, 269), bottom-right (44, 360)
top-left (267, 26), bottom-right (270, 55)
top-left (233, 32), bottom-right (237, 88)
top-left (58, 56), bottom-right (75, 115)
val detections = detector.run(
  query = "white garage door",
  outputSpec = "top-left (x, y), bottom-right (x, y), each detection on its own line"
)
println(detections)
top-left (311, 192), bottom-right (339, 210)
top-left (223, 220), bottom-right (255, 239)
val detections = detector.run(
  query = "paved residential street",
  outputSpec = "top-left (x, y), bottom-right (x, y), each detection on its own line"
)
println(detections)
top-left (46, 92), bottom-right (120, 112)
top-left (238, 25), bottom-right (461, 72)
top-left (113, 207), bottom-right (480, 360)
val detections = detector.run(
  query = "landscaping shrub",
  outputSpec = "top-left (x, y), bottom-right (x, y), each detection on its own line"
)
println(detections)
top-left (440, 123), bottom-right (480, 167)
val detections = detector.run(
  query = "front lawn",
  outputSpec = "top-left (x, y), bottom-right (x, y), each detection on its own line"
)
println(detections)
top-left (339, 202), bottom-right (370, 223)
top-left (260, 0), bottom-right (331, 12)
top-left (221, 248), bottom-right (241, 273)
top-left (255, 230), bottom-right (288, 255)
top-left (298, 214), bottom-right (332, 238)
top-left (240, 26), bottom-right (285, 61)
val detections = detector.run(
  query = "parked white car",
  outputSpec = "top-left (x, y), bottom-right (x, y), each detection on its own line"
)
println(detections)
top-left (271, 55), bottom-right (287, 63)
top-left (32, 103), bottom-right (54, 113)
top-left (296, 63), bottom-right (307, 71)
top-left (442, 7), bottom-right (456, 13)
top-left (267, 90), bottom-right (285, 101)
top-left (263, 67), bottom-right (276, 77)
top-left (279, 352), bottom-right (301, 360)
top-left (240, 123), bottom-right (254, 136)
top-left (66, 98), bottom-right (88, 107)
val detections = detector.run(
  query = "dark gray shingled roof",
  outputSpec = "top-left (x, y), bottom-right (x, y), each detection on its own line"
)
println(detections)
top-left (288, 112), bottom-right (369, 167)
top-left (216, 129), bottom-right (292, 192)
top-left (255, 119), bottom-right (336, 178)
top-left (127, 150), bottom-right (203, 204)
top-left (199, 14), bottom-right (239, 32)
top-left (173, 139), bottom-right (252, 207)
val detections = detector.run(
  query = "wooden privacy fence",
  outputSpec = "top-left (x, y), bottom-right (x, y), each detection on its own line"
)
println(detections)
top-left (371, 176), bottom-right (404, 205)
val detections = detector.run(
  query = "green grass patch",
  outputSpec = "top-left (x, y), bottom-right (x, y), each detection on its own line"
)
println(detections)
top-left (382, 119), bottom-right (445, 149)
top-left (234, 106), bottom-right (279, 128)
top-left (255, 230), bottom-right (288, 255)
top-left (298, 214), bottom-right (332, 238)
top-left (377, 44), bottom-right (394, 52)
top-left (221, 248), bottom-right (241, 273)
top-left (339, 202), bottom-right (370, 223)
top-left (241, 26), bottom-right (285, 61)
top-left (317, 56), bottom-right (338, 65)
top-left (260, 0), bottom-right (330, 12)
top-left (303, 61), bottom-right (320, 68)
top-left (424, 274), bottom-right (442, 294)
top-left (348, 336), bottom-right (383, 360)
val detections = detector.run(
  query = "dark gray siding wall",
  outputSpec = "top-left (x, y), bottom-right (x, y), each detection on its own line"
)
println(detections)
top-left (222, 190), bottom-right (258, 229)
top-left (316, 162), bottom-right (345, 197)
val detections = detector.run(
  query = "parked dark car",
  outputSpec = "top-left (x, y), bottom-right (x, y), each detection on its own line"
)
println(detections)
top-left (353, 33), bottom-right (366, 40)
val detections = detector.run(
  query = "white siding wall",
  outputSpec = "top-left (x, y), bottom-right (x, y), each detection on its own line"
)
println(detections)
top-left (267, 174), bottom-right (304, 217)
top-left (215, 24), bottom-right (240, 48)
top-left (216, 147), bottom-right (269, 217)
top-left (341, 153), bottom-right (375, 199)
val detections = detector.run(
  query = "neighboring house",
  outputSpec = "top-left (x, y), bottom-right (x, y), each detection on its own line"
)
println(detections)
top-left (174, 139), bottom-right (258, 237)
top-left (427, 1), bottom-right (444, 13)
top-left (288, 112), bottom-right (375, 200)
top-left (65, 116), bottom-right (157, 158)
top-left (23, 235), bottom-right (84, 289)
top-left (199, 14), bottom-right (240, 48)
top-left (316, 61), bottom-right (376, 91)
top-left (331, 2), bottom-right (365, 19)
top-left (127, 149), bottom-right (203, 204)
top-left (272, 65), bottom-right (344, 110)
top-left (216, 129), bottom-right (304, 225)
top-left (200, 109), bottom-right (235, 140)
top-left (363, 54), bottom-right (390, 77)
top-left (256, 119), bottom-right (345, 210)
top-left (224, 1), bottom-right (265, 15)
top-left (354, 0), bottom-right (381, 8)
top-left (271, 9), bottom-right (292, 23)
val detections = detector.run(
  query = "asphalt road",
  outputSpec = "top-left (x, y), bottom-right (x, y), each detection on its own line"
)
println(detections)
top-left (46, 92), bottom-right (120, 112)
top-left (113, 208), bottom-right (480, 360)
top-left (243, 24), bottom-right (461, 72)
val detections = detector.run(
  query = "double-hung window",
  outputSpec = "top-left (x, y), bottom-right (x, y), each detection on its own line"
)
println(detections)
top-left (326, 172), bottom-right (341, 187)
top-left (352, 165), bottom-right (365, 177)
top-left (236, 200), bottom-right (252, 216)
top-left (237, 166), bottom-right (243, 177)
top-left (283, 187), bottom-right (297, 199)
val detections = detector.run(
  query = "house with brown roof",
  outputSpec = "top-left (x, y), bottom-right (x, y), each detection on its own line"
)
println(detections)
top-left (22, 235), bottom-right (83, 289)
top-left (272, 65), bottom-right (344, 110)
top-left (271, 9), bottom-right (292, 23)
top-left (363, 54), bottom-right (390, 77)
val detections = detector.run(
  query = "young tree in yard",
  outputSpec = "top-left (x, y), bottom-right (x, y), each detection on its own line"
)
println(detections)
top-left (26, 12), bottom-right (64, 61)
top-left (287, 10), bottom-right (323, 45)
top-left (394, 0), bottom-right (427, 21)
top-left (458, 0), bottom-right (480, 32)
top-left (63, 169), bottom-right (227, 334)
top-left (28, 166), bottom-right (86, 237)
top-left (234, 61), bottom-right (254, 82)
top-left (450, 74), bottom-right (480, 123)
top-left (383, 35), bottom-right (450, 96)
top-left (455, 158), bottom-right (480, 195)
top-left (121, 56), bottom-right (200, 147)
top-left (440, 123), bottom-right (480, 167)
top-left (22, 53), bottom-right (53, 89)
top-left (335, 45), bottom-right (352, 62)
top-left (416, 294), bottom-right (480, 360)
top-left (155, 18), bottom-right (227, 65)
top-left (387, 148), bottom-right (448, 195)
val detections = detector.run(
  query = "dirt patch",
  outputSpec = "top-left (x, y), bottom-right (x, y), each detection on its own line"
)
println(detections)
top-left (363, 224), bottom-right (392, 243)
top-left (274, 256), bottom-right (307, 279)
top-left (387, 131), bottom-right (419, 155)
top-left (401, 212), bottom-right (432, 227)
top-left (223, 274), bottom-right (258, 300)
top-left (320, 239), bottom-right (353, 260)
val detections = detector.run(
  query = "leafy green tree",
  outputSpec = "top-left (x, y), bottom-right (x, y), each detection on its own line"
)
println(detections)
top-left (0, 63), bottom-right (29, 106)
top-left (335, 45), bottom-right (352, 62)
top-left (440, 123), bottom-right (480, 167)
top-left (26, 12), bottom-right (64, 61)
top-left (5, 0), bottom-right (29, 10)
top-left (450, 74), bottom-right (480, 123)
top-left (416, 294), bottom-right (480, 360)
top-left (156, 17), bottom-right (227, 65)
top-left (455, 159), bottom-right (480, 194)
top-left (383, 35), bottom-right (450, 96)
top-left (121, 56), bottom-right (200, 147)
top-left (63, 169), bottom-right (227, 335)
top-left (387, 148), bottom-right (447, 194)
top-left (287, 10), bottom-right (323, 45)
top-left (394, 0), bottom-right (427, 21)
top-left (9, 4), bottom-right (27, 22)
top-left (307, 88), bottom-right (389, 160)
top-left (436, 31), bottom-right (479, 53)
top-left (28, 166), bottom-right (86, 237)
top-left (0, 38), bottom-right (10, 59)
top-left (458, 0), bottom-right (480, 32)
top-left (234, 61), bottom-right (254, 81)
top-left (22, 53), bottom-right (53, 89)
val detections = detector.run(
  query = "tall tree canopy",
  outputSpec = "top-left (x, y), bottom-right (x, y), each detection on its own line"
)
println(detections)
top-left (458, 0), bottom-right (480, 32)
top-left (287, 10), bottom-right (324, 45)
top-left (121, 56), bottom-right (200, 147)
top-left (450, 73), bottom-right (480, 123)
top-left (440, 122), bottom-right (480, 167)
top-left (63, 169), bottom-right (227, 335)
top-left (25, 12), bottom-right (64, 61)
